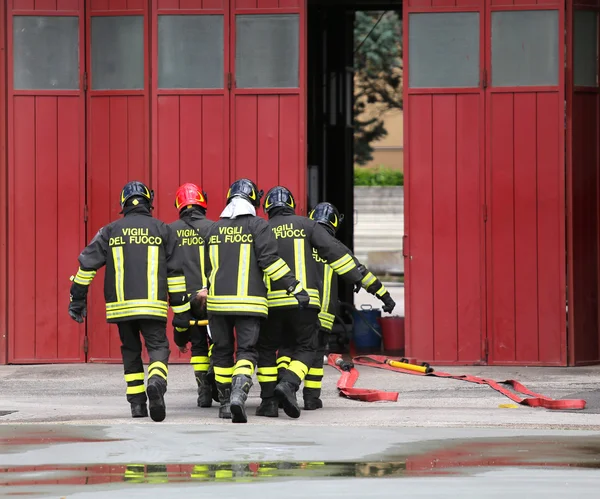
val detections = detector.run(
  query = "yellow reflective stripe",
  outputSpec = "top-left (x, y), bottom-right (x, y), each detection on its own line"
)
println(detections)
top-left (149, 361), bottom-right (168, 373)
top-left (322, 264), bottom-right (334, 313)
top-left (193, 364), bottom-right (209, 372)
top-left (207, 303), bottom-right (268, 315)
top-left (287, 360), bottom-right (309, 380)
top-left (208, 295), bottom-right (267, 304)
top-left (215, 470), bottom-right (233, 479)
top-left (270, 263), bottom-right (292, 281)
top-left (294, 238), bottom-right (307, 289)
top-left (308, 368), bottom-right (324, 376)
top-left (335, 259), bottom-right (357, 275)
top-left (124, 372), bottom-right (145, 382)
top-left (167, 276), bottom-right (185, 285)
top-left (74, 268), bottom-right (96, 286)
top-left (257, 366), bottom-right (278, 375)
top-left (190, 356), bottom-right (210, 364)
top-left (167, 275), bottom-right (185, 293)
top-left (171, 301), bottom-right (191, 313)
top-left (268, 289), bottom-right (320, 299)
top-left (147, 246), bottom-right (159, 301)
top-left (318, 311), bottom-right (335, 330)
top-left (237, 243), bottom-right (251, 296)
top-left (215, 375), bottom-right (232, 384)
top-left (214, 366), bottom-right (234, 376)
top-left (330, 254), bottom-right (352, 271)
top-left (126, 385), bottom-right (146, 394)
top-left (277, 356), bottom-right (291, 365)
top-left (112, 246), bottom-right (125, 302)
top-left (107, 308), bottom-right (168, 319)
top-left (148, 369), bottom-right (167, 380)
top-left (376, 285), bottom-right (388, 297)
top-left (257, 375), bottom-right (278, 383)
top-left (233, 359), bottom-right (254, 377)
top-left (304, 380), bottom-right (321, 389)
top-left (106, 300), bottom-right (168, 310)
top-left (208, 245), bottom-right (219, 295)
top-left (361, 272), bottom-right (377, 288)
top-left (199, 245), bottom-right (208, 288)
top-left (264, 259), bottom-right (286, 276)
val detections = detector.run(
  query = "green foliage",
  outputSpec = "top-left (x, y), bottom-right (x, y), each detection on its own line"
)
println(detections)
top-left (354, 166), bottom-right (404, 186)
top-left (354, 11), bottom-right (403, 166)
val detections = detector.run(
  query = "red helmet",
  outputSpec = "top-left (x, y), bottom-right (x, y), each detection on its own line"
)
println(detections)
top-left (174, 183), bottom-right (208, 211)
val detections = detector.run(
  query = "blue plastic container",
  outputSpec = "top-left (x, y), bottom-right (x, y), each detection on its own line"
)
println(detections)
top-left (352, 304), bottom-right (382, 349)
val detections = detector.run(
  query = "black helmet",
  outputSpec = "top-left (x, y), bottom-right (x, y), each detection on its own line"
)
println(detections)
top-left (226, 178), bottom-right (263, 207)
top-left (120, 181), bottom-right (153, 211)
top-left (309, 202), bottom-right (344, 234)
top-left (263, 186), bottom-right (296, 215)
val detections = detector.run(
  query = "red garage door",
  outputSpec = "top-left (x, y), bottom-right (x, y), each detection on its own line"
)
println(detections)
top-left (230, 0), bottom-right (307, 216)
top-left (404, 0), bottom-right (566, 365)
top-left (86, 0), bottom-right (151, 362)
top-left (7, 0), bottom-right (86, 363)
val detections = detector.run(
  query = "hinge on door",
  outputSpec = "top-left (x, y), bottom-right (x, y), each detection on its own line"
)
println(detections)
top-left (83, 72), bottom-right (88, 92)
top-left (483, 204), bottom-right (488, 223)
top-left (482, 68), bottom-right (488, 89)
top-left (83, 336), bottom-right (89, 354)
top-left (84, 204), bottom-right (88, 223)
top-left (227, 73), bottom-right (232, 90)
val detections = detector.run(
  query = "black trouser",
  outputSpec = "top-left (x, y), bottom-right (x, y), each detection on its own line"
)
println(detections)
top-left (208, 313), bottom-right (262, 386)
top-left (118, 319), bottom-right (170, 404)
top-left (278, 328), bottom-right (327, 400)
top-left (188, 325), bottom-right (211, 375)
top-left (257, 308), bottom-right (319, 398)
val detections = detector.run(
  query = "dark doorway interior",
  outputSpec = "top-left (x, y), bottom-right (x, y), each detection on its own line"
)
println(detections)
top-left (306, 0), bottom-right (403, 305)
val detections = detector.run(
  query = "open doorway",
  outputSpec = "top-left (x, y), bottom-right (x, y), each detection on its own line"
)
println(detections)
top-left (306, 1), bottom-right (404, 352)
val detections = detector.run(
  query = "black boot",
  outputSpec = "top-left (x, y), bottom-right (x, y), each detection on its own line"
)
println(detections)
top-left (274, 381), bottom-right (301, 419)
top-left (304, 398), bottom-right (323, 411)
top-left (195, 372), bottom-right (213, 408)
top-left (207, 367), bottom-right (220, 403)
top-left (256, 397), bottom-right (279, 417)
top-left (146, 377), bottom-right (167, 422)
top-left (217, 384), bottom-right (232, 419)
top-left (230, 375), bottom-right (253, 424)
top-left (130, 403), bottom-right (148, 418)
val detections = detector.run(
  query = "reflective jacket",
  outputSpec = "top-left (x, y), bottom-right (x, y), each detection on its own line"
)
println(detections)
top-left (169, 208), bottom-right (215, 294)
top-left (267, 213), bottom-right (364, 310)
top-left (72, 206), bottom-right (189, 323)
top-left (204, 214), bottom-right (297, 317)
top-left (312, 244), bottom-right (390, 331)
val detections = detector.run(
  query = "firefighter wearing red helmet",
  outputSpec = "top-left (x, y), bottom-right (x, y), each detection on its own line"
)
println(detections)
top-left (67, 181), bottom-right (191, 422)
top-left (169, 182), bottom-right (216, 408)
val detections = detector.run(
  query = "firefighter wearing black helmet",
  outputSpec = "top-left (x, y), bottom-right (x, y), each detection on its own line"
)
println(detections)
top-left (278, 201), bottom-right (397, 410)
top-left (255, 186), bottom-right (367, 420)
top-left (67, 181), bottom-right (191, 422)
top-left (203, 178), bottom-right (309, 423)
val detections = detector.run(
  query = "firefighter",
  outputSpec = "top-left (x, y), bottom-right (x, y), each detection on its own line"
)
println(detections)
top-left (281, 201), bottom-right (396, 410)
top-left (204, 178), bottom-right (309, 423)
top-left (169, 182), bottom-right (215, 408)
top-left (255, 186), bottom-right (370, 420)
top-left (67, 181), bottom-right (191, 422)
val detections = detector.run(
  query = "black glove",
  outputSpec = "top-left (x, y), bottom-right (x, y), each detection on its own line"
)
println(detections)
top-left (68, 299), bottom-right (86, 323)
top-left (68, 278), bottom-right (88, 323)
top-left (172, 310), bottom-right (194, 328)
top-left (380, 291), bottom-right (396, 314)
top-left (353, 281), bottom-right (362, 293)
top-left (287, 281), bottom-right (310, 309)
top-left (173, 327), bottom-right (191, 348)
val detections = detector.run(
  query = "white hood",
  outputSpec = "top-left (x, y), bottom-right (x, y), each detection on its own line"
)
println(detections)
top-left (220, 196), bottom-right (256, 219)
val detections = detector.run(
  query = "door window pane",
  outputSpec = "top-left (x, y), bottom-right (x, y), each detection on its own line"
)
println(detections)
top-left (491, 10), bottom-right (558, 87)
top-left (13, 16), bottom-right (79, 90)
top-left (158, 15), bottom-right (224, 89)
top-left (574, 10), bottom-right (598, 87)
top-left (235, 14), bottom-right (299, 89)
top-left (408, 12), bottom-right (479, 88)
top-left (91, 16), bottom-right (144, 90)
